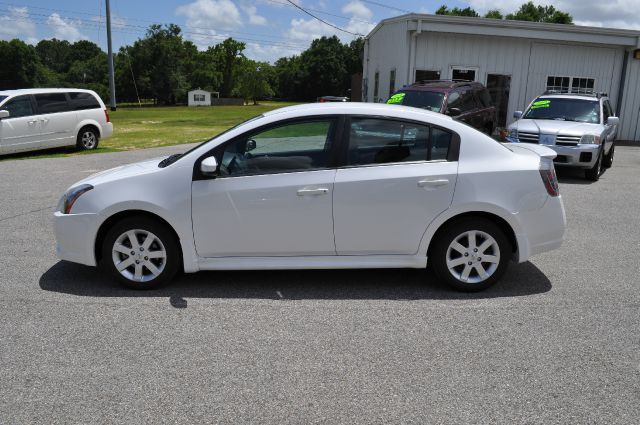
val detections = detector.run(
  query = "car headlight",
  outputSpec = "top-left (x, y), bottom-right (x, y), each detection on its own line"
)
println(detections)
top-left (58, 184), bottom-right (94, 214)
top-left (579, 134), bottom-right (601, 145)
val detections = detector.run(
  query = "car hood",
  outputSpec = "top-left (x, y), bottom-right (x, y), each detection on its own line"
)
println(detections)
top-left (510, 119), bottom-right (602, 135)
top-left (76, 157), bottom-right (164, 186)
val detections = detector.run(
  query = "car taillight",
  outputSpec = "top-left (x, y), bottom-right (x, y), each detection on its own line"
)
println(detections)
top-left (539, 159), bottom-right (559, 197)
top-left (104, 109), bottom-right (110, 123)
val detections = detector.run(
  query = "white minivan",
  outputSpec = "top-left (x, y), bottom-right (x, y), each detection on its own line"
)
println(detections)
top-left (0, 88), bottom-right (113, 155)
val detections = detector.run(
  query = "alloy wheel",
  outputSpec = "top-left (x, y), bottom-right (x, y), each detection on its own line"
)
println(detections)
top-left (111, 229), bottom-right (167, 282)
top-left (445, 230), bottom-right (500, 284)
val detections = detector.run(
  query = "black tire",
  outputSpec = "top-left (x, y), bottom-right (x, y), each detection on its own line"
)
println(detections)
top-left (585, 148), bottom-right (603, 181)
top-left (603, 144), bottom-right (615, 168)
top-left (100, 216), bottom-right (180, 289)
top-left (430, 218), bottom-right (511, 292)
top-left (76, 126), bottom-right (99, 151)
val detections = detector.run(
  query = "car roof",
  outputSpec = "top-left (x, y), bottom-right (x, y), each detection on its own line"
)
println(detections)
top-left (263, 101), bottom-right (452, 120)
top-left (0, 88), bottom-right (97, 97)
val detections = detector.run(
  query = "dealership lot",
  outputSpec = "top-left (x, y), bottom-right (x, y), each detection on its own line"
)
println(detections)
top-left (1, 145), bottom-right (639, 423)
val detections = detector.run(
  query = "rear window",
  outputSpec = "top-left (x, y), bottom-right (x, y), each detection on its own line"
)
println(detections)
top-left (35, 93), bottom-right (70, 114)
top-left (387, 90), bottom-right (444, 112)
top-left (69, 92), bottom-right (101, 110)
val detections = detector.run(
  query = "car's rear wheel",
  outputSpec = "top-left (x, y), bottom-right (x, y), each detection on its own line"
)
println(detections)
top-left (100, 216), bottom-right (180, 289)
top-left (603, 144), bottom-right (615, 168)
top-left (585, 149), bottom-right (602, 181)
top-left (431, 218), bottom-right (511, 291)
top-left (77, 126), bottom-right (99, 151)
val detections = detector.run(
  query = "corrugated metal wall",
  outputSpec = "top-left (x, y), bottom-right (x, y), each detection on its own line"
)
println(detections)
top-left (619, 58), bottom-right (640, 141)
top-left (366, 22), bottom-right (639, 140)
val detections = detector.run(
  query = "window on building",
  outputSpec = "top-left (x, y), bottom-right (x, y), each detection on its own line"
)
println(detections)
top-left (546, 76), bottom-right (594, 94)
top-left (452, 68), bottom-right (476, 82)
top-left (373, 72), bottom-right (379, 102)
top-left (194, 94), bottom-right (206, 102)
top-left (389, 69), bottom-right (396, 97)
top-left (415, 70), bottom-right (440, 82)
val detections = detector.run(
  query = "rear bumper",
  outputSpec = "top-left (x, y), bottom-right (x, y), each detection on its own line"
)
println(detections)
top-left (515, 195), bottom-right (566, 263)
top-left (101, 122), bottom-right (114, 139)
top-left (53, 211), bottom-right (99, 266)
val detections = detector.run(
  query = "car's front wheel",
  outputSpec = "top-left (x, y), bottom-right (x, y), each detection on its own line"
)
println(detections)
top-left (431, 218), bottom-right (511, 291)
top-left (585, 149), bottom-right (602, 181)
top-left (603, 144), bottom-right (615, 168)
top-left (100, 216), bottom-right (180, 289)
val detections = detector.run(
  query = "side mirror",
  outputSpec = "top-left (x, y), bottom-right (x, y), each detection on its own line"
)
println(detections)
top-left (447, 107), bottom-right (461, 117)
top-left (0, 110), bottom-right (9, 120)
top-left (607, 116), bottom-right (619, 126)
top-left (246, 139), bottom-right (256, 152)
top-left (200, 156), bottom-right (218, 176)
top-left (513, 111), bottom-right (523, 119)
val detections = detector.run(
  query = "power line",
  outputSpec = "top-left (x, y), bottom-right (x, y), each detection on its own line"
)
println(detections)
top-left (284, 0), bottom-right (364, 37)
top-left (359, 0), bottom-right (411, 14)
top-left (264, 0), bottom-right (374, 24)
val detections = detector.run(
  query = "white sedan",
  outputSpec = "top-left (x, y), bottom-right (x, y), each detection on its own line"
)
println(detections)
top-left (54, 103), bottom-right (566, 291)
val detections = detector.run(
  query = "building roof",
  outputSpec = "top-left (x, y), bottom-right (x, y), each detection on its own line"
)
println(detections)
top-left (367, 14), bottom-right (640, 48)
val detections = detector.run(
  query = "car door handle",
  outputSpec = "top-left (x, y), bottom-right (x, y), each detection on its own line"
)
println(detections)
top-left (417, 178), bottom-right (449, 188)
top-left (297, 188), bottom-right (329, 196)
top-left (28, 120), bottom-right (38, 125)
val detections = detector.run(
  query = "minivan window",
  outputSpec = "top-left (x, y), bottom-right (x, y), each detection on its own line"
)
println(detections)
top-left (69, 92), bottom-right (101, 110)
top-left (2, 95), bottom-right (35, 118)
top-left (35, 93), bottom-right (70, 114)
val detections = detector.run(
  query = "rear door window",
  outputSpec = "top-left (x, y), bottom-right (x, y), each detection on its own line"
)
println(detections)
top-left (35, 93), bottom-right (71, 114)
top-left (347, 117), bottom-right (453, 165)
top-left (2, 95), bottom-right (35, 118)
top-left (69, 92), bottom-right (101, 110)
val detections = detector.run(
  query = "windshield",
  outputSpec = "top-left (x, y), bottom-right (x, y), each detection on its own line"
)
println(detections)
top-left (523, 97), bottom-right (600, 123)
top-left (158, 114), bottom-right (265, 168)
top-left (387, 91), bottom-right (444, 112)
top-left (0, 95), bottom-right (7, 105)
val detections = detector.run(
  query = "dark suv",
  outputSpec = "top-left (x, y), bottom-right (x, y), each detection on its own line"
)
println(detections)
top-left (387, 80), bottom-right (497, 134)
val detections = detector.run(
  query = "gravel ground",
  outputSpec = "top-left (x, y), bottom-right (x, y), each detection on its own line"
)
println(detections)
top-left (0, 144), bottom-right (638, 424)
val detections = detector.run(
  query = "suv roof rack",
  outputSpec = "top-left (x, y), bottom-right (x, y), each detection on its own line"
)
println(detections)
top-left (542, 90), bottom-right (608, 98)
top-left (409, 79), bottom-right (475, 88)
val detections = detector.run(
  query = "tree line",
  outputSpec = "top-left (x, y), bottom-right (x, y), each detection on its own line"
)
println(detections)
top-left (0, 2), bottom-right (572, 105)
top-left (0, 24), bottom-right (363, 105)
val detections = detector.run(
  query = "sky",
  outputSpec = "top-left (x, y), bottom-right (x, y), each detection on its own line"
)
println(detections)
top-left (1, 0), bottom-right (639, 63)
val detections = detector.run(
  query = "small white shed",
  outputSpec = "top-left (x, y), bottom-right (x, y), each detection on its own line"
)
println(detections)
top-left (188, 89), bottom-right (211, 106)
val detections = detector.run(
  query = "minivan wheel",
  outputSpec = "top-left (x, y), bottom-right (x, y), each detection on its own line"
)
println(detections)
top-left (431, 218), bottom-right (511, 291)
top-left (77, 127), bottom-right (99, 151)
top-left (585, 149), bottom-right (602, 181)
top-left (603, 144), bottom-right (615, 168)
top-left (100, 216), bottom-right (180, 289)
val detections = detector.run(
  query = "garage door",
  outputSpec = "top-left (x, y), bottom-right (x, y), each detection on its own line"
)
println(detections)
top-left (525, 43), bottom-right (619, 102)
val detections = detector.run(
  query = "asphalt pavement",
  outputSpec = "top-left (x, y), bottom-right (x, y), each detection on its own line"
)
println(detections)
top-left (0, 144), bottom-right (638, 424)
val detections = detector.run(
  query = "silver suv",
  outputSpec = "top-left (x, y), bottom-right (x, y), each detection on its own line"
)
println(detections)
top-left (507, 92), bottom-right (618, 181)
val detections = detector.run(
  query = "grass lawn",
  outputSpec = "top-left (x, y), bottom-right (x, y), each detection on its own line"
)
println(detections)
top-left (1, 101), bottom-right (300, 160)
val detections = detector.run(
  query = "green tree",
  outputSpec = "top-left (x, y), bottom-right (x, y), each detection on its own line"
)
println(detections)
top-left (212, 38), bottom-right (246, 98)
top-left (506, 2), bottom-right (573, 23)
top-left (234, 59), bottom-right (274, 104)
top-left (484, 9), bottom-right (504, 19)
top-left (298, 36), bottom-right (350, 100)
top-left (435, 5), bottom-right (480, 17)
top-left (0, 39), bottom-right (42, 89)
top-left (35, 39), bottom-right (72, 74)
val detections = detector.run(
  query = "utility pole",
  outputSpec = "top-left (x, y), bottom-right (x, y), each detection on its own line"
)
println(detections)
top-left (106, 0), bottom-right (116, 111)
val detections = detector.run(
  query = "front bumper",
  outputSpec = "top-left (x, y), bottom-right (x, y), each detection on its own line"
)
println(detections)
top-left (53, 211), bottom-right (100, 266)
top-left (507, 137), bottom-right (600, 168)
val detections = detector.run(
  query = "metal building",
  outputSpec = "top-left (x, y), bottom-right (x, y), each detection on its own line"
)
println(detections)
top-left (363, 14), bottom-right (640, 141)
